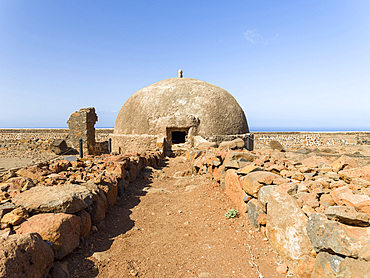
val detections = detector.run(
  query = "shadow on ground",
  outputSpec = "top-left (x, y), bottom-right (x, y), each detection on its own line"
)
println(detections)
top-left (65, 160), bottom-right (168, 277)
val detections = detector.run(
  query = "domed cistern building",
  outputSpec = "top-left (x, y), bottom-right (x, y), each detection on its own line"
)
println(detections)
top-left (111, 70), bottom-right (250, 154)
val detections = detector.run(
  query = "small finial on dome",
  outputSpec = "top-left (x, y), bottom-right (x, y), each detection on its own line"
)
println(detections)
top-left (178, 69), bottom-right (183, 78)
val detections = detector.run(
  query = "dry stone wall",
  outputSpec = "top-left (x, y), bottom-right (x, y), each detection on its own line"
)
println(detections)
top-left (0, 151), bottom-right (163, 277)
top-left (187, 147), bottom-right (370, 277)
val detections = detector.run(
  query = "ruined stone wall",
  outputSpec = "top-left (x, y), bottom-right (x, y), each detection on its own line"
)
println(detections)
top-left (187, 148), bottom-right (370, 276)
top-left (0, 151), bottom-right (164, 276)
top-left (67, 108), bottom-right (98, 155)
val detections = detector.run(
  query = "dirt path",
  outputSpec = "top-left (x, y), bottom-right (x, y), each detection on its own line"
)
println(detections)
top-left (65, 156), bottom-right (285, 278)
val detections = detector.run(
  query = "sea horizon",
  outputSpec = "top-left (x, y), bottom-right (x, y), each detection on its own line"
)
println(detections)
top-left (1, 127), bottom-right (370, 132)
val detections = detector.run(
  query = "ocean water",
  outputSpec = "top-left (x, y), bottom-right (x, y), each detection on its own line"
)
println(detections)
top-left (1, 127), bottom-right (370, 132)
top-left (251, 127), bottom-right (370, 132)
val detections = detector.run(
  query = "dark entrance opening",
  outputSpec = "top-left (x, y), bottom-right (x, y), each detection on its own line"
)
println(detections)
top-left (171, 131), bottom-right (187, 144)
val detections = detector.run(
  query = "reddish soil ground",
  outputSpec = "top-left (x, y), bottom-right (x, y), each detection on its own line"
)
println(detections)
top-left (65, 156), bottom-right (286, 278)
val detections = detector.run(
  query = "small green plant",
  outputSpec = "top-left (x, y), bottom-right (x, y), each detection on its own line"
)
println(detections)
top-left (225, 208), bottom-right (238, 219)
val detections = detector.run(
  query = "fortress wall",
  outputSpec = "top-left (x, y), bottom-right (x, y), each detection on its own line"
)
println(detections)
top-left (0, 129), bottom-right (113, 142)
top-left (0, 129), bottom-right (368, 147)
top-left (253, 131), bottom-right (370, 148)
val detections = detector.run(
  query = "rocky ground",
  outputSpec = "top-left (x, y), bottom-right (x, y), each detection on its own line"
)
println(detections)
top-left (0, 143), bottom-right (287, 277)
top-left (1, 141), bottom-right (370, 277)
top-left (64, 156), bottom-right (285, 278)
top-left (0, 139), bottom-right (71, 172)
top-left (189, 141), bottom-right (370, 277)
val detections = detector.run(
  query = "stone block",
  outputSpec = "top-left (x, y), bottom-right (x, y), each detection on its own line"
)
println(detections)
top-left (337, 256), bottom-right (370, 277)
top-left (339, 165), bottom-right (370, 183)
top-left (77, 209), bottom-right (91, 238)
top-left (224, 160), bottom-right (239, 169)
top-left (351, 177), bottom-right (370, 188)
top-left (98, 177), bottom-right (118, 208)
top-left (196, 141), bottom-right (217, 149)
top-left (223, 151), bottom-right (257, 166)
top-left (0, 202), bottom-right (16, 218)
top-left (219, 138), bottom-right (245, 150)
top-left (266, 191), bottom-right (314, 275)
top-left (325, 205), bottom-right (370, 227)
top-left (295, 255), bottom-right (316, 278)
top-left (212, 165), bottom-right (224, 182)
top-left (1, 207), bottom-right (28, 226)
top-left (301, 156), bottom-right (331, 168)
top-left (49, 139), bottom-right (68, 155)
top-left (0, 233), bottom-right (54, 278)
top-left (246, 199), bottom-right (265, 228)
top-left (296, 192), bottom-right (320, 208)
top-left (307, 213), bottom-right (370, 259)
top-left (331, 155), bottom-right (357, 172)
top-left (17, 213), bottom-right (81, 259)
top-left (320, 193), bottom-right (335, 206)
top-left (274, 182), bottom-right (298, 195)
top-left (16, 168), bottom-right (46, 182)
top-left (49, 160), bottom-right (71, 173)
top-left (241, 171), bottom-right (280, 198)
top-left (301, 205), bottom-right (316, 217)
top-left (337, 191), bottom-right (370, 217)
top-left (311, 252), bottom-right (343, 278)
top-left (13, 185), bottom-right (94, 214)
top-left (237, 164), bottom-right (263, 175)
top-left (269, 140), bottom-right (285, 152)
top-left (330, 186), bottom-right (353, 205)
top-left (83, 181), bottom-right (108, 225)
top-left (257, 184), bottom-right (276, 212)
top-left (225, 169), bottom-right (247, 213)
top-left (88, 191), bottom-right (107, 225)
top-left (237, 158), bottom-right (250, 169)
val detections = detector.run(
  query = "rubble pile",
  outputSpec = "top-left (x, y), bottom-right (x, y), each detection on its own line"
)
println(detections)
top-left (188, 146), bottom-right (370, 277)
top-left (0, 151), bottom-right (163, 277)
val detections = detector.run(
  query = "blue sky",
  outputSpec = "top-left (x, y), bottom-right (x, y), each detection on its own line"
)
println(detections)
top-left (1, 1), bottom-right (369, 131)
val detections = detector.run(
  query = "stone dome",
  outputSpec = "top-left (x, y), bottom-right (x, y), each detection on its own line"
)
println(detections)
top-left (114, 77), bottom-right (249, 136)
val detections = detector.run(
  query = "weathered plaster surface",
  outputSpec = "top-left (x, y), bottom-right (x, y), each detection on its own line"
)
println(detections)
top-left (113, 78), bottom-right (249, 136)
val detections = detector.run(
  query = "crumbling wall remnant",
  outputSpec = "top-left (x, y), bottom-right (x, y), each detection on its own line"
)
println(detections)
top-left (67, 107), bottom-right (98, 155)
